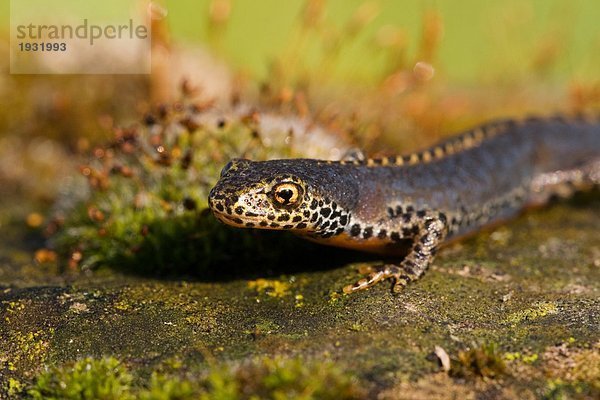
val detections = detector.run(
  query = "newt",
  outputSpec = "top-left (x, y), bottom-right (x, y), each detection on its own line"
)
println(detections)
top-left (208, 116), bottom-right (600, 293)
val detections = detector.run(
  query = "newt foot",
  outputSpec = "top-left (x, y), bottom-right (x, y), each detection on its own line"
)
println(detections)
top-left (343, 264), bottom-right (413, 294)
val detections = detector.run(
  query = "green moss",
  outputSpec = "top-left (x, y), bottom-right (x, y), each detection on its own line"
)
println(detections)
top-left (48, 100), bottom-right (340, 277)
top-left (252, 320), bottom-right (281, 334)
top-left (503, 352), bottom-right (521, 361)
top-left (4, 300), bottom-right (26, 323)
top-left (212, 357), bottom-right (364, 400)
top-left (450, 343), bottom-right (507, 379)
top-left (139, 374), bottom-right (203, 400)
top-left (28, 357), bottom-right (134, 400)
top-left (505, 302), bottom-right (558, 325)
top-left (7, 378), bottom-right (25, 397)
top-left (2, 329), bottom-right (53, 377)
top-left (543, 379), bottom-right (600, 400)
top-left (247, 278), bottom-right (292, 298)
top-left (504, 352), bottom-right (538, 364)
top-left (522, 354), bottom-right (539, 364)
top-left (349, 323), bottom-right (366, 332)
top-left (25, 356), bottom-right (362, 400)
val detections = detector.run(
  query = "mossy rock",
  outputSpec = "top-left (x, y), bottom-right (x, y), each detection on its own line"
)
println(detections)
top-left (1, 193), bottom-right (598, 399)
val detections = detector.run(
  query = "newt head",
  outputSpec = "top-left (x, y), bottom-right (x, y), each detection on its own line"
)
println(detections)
top-left (208, 158), bottom-right (357, 238)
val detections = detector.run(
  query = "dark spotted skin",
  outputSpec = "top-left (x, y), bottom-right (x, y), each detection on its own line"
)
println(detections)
top-left (209, 115), bottom-right (600, 293)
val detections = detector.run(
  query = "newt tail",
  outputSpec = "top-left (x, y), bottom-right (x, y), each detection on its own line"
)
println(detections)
top-left (208, 115), bottom-right (600, 293)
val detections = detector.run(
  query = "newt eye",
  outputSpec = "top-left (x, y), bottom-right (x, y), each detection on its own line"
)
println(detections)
top-left (272, 182), bottom-right (303, 206)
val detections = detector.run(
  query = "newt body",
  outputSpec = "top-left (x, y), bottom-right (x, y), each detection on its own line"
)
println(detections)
top-left (209, 116), bottom-right (600, 292)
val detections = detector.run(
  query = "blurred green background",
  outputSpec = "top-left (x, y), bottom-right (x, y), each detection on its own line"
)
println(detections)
top-left (163, 0), bottom-right (600, 83)
top-left (1, 0), bottom-right (599, 84)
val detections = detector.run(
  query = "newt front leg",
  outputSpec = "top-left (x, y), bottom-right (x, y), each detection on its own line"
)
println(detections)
top-left (343, 213), bottom-right (449, 293)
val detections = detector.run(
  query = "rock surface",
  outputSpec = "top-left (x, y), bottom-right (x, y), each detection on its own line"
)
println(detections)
top-left (1, 190), bottom-right (598, 398)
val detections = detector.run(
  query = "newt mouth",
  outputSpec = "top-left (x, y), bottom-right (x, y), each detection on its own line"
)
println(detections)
top-left (209, 201), bottom-right (266, 228)
top-left (216, 213), bottom-right (245, 227)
